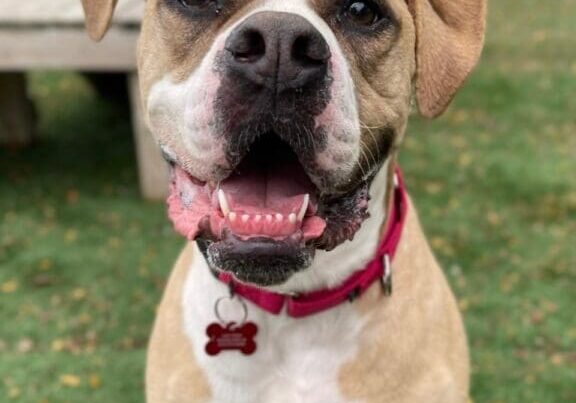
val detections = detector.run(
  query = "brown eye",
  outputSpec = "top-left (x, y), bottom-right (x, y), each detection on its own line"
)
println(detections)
top-left (176, 0), bottom-right (223, 15)
top-left (344, 1), bottom-right (381, 26)
top-left (178, 0), bottom-right (212, 8)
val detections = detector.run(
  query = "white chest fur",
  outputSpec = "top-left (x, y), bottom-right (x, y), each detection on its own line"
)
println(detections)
top-left (182, 251), bottom-right (365, 403)
top-left (180, 166), bottom-right (390, 403)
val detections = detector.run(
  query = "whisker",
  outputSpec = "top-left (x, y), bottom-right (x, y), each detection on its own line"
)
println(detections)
top-left (359, 138), bottom-right (378, 169)
top-left (360, 122), bottom-right (382, 160)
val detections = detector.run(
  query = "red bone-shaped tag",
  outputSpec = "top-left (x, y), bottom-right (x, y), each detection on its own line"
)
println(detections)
top-left (205, 322), bottom-right (258, 356)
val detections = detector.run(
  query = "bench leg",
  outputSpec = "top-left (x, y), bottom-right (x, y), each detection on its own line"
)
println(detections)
top-left (0, 73), bottom-right (36, 148)
top-left (128, 73), bottom-right (169, 201)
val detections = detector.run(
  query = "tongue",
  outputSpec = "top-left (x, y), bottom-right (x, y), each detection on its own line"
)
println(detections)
top-left (167, 153), bottom-right (326, 242)
top-left (221, 161), bottom-right (316, 215)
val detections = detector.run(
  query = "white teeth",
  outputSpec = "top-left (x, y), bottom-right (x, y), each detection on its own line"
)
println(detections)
top-left (242, 214), bottom-right (250, 223)
top-left (289, 213), bottom-right (297, 224)
top-left (275, 214), bottom-right (284, 222)
top-left (228, 212), bottom-right (237, 222)
top-left (266, 215), bottom-right (273, 223)
top-left (297, 194), bottom-right (310, 221)
top-left (218, 189), bottom-right (230, 215)
top-left (254, 215), bottom-right (262, 223)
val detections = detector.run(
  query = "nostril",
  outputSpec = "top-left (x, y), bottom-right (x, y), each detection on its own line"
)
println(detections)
top-left (228, 29), bottom-right (266, 63)
top-left (292, 34), bottom-right (331, 67)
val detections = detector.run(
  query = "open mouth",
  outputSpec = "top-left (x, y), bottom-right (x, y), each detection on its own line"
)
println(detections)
top-left (167, 133), bottom-right (372, 286)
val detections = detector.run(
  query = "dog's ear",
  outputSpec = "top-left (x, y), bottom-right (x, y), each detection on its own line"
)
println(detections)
top-left (81, 0), bottom-right (119, 42)
top-left (408, 0), bottom-right (487, 118)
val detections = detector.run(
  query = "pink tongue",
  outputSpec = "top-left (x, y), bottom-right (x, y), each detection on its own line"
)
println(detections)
top-left (221, 162), bottom-right (315, 215)
top-left (167, 164), bottom-right (326, 243)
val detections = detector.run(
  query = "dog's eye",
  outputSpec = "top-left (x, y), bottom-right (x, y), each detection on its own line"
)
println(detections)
top-left (176, 0), bottom-right (223, 16)
top-left (178, 0), bottom-right (213, 9)
top-left (343, 1), bottom-right (382, 26)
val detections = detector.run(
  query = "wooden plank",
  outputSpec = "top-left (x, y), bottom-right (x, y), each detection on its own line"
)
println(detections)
top-left (0, 0), bottom-right (143, 25)
top-left (0, 73), bottom-right (36, 147)
top-left (0, 27), bottom-right (138, 70)
top-left (129, 73), bottom-right (169, 200)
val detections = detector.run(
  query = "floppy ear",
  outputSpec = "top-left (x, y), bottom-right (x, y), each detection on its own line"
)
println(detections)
top-left (81, 0), bottom-right (119, 41)
top-left (408, 0), bottom-right (487, 118)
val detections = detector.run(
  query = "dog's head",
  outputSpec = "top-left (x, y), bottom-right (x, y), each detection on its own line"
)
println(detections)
top-left (83, 0), bottom-right (485, 287)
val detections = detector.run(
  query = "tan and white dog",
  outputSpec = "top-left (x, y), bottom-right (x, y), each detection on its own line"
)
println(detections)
top-left (82, 0), bottom-right (486, 401)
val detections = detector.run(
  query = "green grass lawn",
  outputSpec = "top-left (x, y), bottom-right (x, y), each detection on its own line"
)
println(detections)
top-left (1, 1), bottom-right (575, 402)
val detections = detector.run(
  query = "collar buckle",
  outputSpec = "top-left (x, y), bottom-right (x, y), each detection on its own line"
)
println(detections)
top-left (380, 254), bottom-right (393, 296)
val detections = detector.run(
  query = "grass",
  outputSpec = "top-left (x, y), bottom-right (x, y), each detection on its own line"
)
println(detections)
top-left (1, 1), bottom-right (575, 401)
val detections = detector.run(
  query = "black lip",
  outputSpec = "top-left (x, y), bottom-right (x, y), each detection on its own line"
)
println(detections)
top-left (314, 179), bottom-right (372, 251)
top-left (200, 235), bottom-right (315, 287)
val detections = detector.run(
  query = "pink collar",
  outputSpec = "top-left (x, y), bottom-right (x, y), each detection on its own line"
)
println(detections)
top-left (218, 167), bottom-right (408, 318)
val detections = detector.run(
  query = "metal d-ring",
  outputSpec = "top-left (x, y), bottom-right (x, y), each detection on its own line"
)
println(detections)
top-left (214, 295), bottom-right (249, 325)
top-left (381, 254), bottom-right (393, 296)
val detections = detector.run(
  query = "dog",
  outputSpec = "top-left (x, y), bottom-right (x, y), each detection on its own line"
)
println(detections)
top-left (82, 0), bottom-right (486, 401)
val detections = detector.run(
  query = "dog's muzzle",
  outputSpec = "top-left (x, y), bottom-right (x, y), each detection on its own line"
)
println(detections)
top-left (167, 12), bottom-right (373, 287)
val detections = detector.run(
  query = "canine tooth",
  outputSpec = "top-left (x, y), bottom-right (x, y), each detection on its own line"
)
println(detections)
top-left (218, 190), bottom-right (230, 215)
top-left (297, 194), bottom-right (310, 221)
top-left (228, 212), bottom-right (237, 222)
top-left (242, 214), bottom-right (250, 223)
top-left (276, 214), bottom-right (284, 222)
top-left (254, 215), bottom-right (262, 223)
top-left (289, 213), bottom-right (297, 224)
top-left (265, 215), bottom-right (273, 223)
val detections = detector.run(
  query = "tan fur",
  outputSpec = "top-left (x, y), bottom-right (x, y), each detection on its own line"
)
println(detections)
top-left (80, 0), bottom-right (118, 41)
top-left (146, 244), bottom-right (212, 402)
top-left (339, 197), bottom-right (469, 402)
top-left (349, 0), bottom-right (417, 168)
top-left (408, 0), bottom-right (487, 117)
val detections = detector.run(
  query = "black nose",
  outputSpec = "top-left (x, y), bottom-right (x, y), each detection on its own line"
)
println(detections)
top-left (225, 12), bottom-right (331, 91)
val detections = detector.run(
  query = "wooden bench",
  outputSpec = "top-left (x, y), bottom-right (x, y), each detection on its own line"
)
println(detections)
top-left (0, 0), bottom-right (168, 200)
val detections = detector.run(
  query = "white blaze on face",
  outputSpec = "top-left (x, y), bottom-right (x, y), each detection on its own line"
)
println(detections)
top-left (146, 33), bottom-right (231, 182)
top-left (146, 0), bottom-right (361, 186)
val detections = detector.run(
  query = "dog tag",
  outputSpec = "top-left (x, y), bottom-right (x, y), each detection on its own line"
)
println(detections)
top-left (205, 295), bottom-right (258, 356)
top-left (205, 322), bottom-right (258, 356)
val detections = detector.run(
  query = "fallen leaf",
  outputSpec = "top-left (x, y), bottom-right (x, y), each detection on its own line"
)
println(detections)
top-left (1, 280), bottom-right (18, 294)
top-left (8, 387), bottom-right (20, 398)
top-left (60, 374), bottom-right (81, 388)
top-left (39, 259), bottom-right (53, 271)
top-left (550, 353), bottom-right (564, 366)
top-left (51, 339), bottom-right (66, 352)
top-left (425, 182), bottom-right (444, 195)
top-left (64, 229), bottom-right (78, 244)
top-left (88, 374), bottom-right (102, 389)
top-left (71, 288), bottom-right (87, 301)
